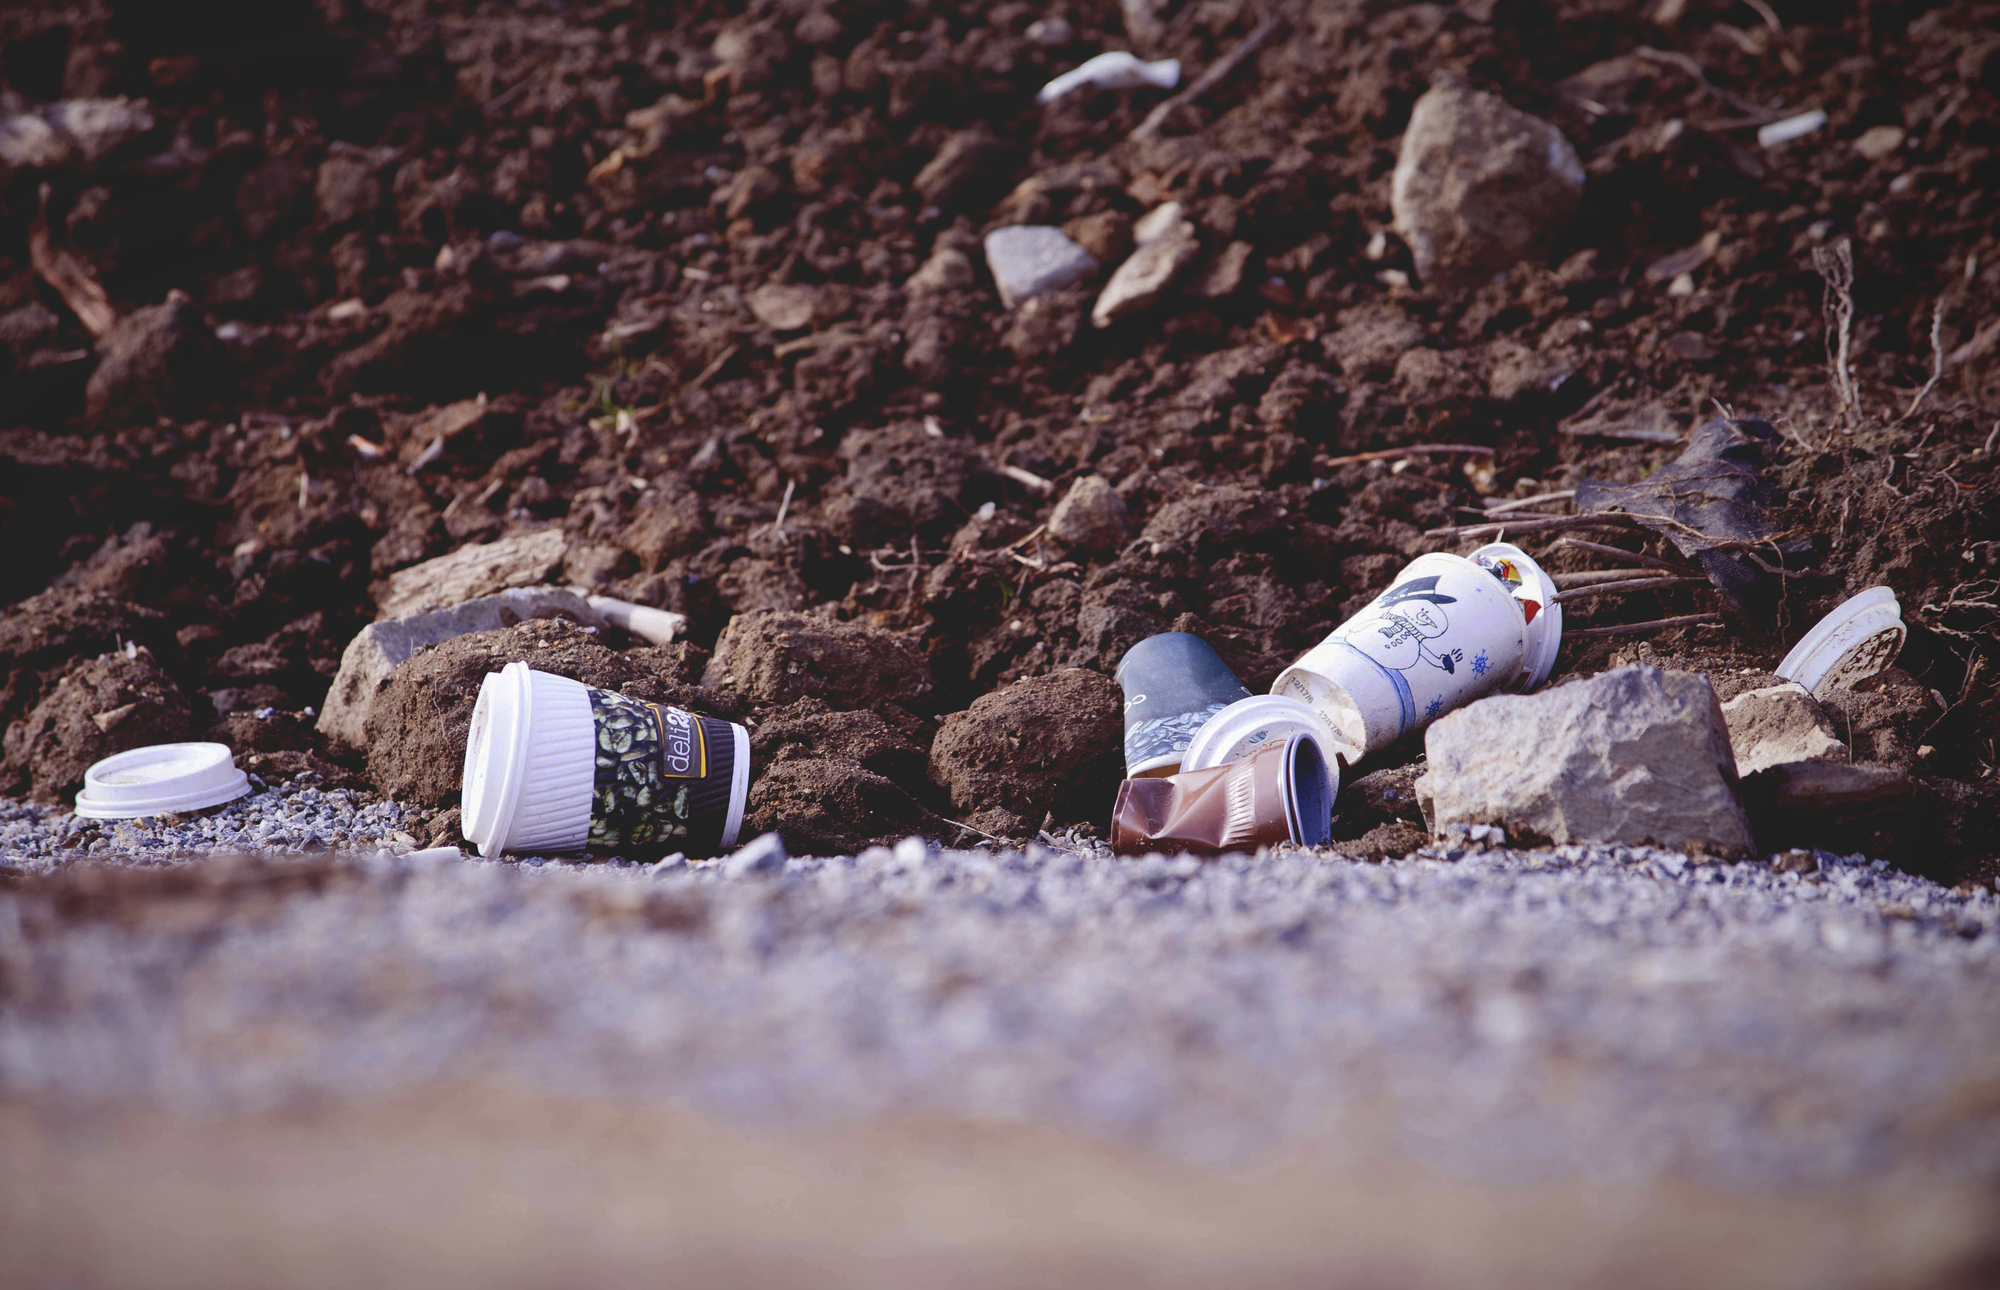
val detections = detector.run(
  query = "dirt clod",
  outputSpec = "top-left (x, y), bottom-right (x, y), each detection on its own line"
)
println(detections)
top-left (929, 667), bottom-right (1121, 835)
top-left (703, 610), bottom-right (932, 711)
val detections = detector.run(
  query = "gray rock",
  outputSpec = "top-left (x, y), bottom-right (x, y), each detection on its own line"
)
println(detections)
top-left (317, 587), bottom-right (597, 750)
top-left (0, 96), bottom-right (153, 172)
top-left (1419, 665), bottom-right (1754, 856)
top-left (722, 831), bottom-right (788, 878)
top-left (1091, 212), bottom-right (1200, 328)
top-left (1046, 475), bottom-right (1132, 553)
top-left (1391, 77), bottom-right (1584, 285)
top-left (320, 585), bottom-right (687, 748)
top-left (904, 245), bottom-right (975, 296)
top-left (983, 226), bottom-right (1098, 309)
top-left (1721, 684), bottom-right (1848, 775)
top-left (374, 531), bottom-right (567, 619)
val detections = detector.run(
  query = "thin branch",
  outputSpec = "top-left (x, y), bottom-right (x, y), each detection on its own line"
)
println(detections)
top-left (1812, 239), bottom-right (1859, 426)
top-left (1552, 537), bottom-right (1701, 573)
top-left (1562, 612), bottom-right (1725, 639)
top-left (1483, 490), bottom-right (1575, 515)
top-left (1131, 13), bottom-right (1286, 143)
top-left (29, 185), bottom-right (117, 339)
top-left (1554, 576), bottom-right (1710, 603)
top-left (1323, 443), bottom-right (1497, 469)
top-left (1423, 514), bottom-right (1640, 540)
top-left (1553, 567), bottom-right (1671, 588)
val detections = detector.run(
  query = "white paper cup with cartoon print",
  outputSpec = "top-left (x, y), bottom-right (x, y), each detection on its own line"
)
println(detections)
top-left (1270, 543), bottom-right (1561, 763)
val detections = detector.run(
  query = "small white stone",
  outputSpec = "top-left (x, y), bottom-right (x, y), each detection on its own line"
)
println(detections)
top-left (983, 226), bottom-right (1099, 309)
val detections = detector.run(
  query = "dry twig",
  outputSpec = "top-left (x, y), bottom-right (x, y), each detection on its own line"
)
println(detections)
top-left (1424, 514), bottom-right (1640, 541)
top-left (1324, 443), bottom-right (1497, 469)
top-left (1553, 576), bottom-right (1710, 603)
top-left (1562, 612), bottom-right (1725, 639)
top-left (1552, 537), bottom-right (1700, 573)
top-left (29, 185), bottom-right (117, 339)
top-left (1904, 298), bottom-right (1946, 421)
top-left (1130, 13), bottom-right (1285, 143)
top-left (1813, 238), bottom-right (1860, 425)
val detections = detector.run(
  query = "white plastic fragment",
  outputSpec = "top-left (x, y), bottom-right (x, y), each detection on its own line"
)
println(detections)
top-left (1758, 109), bottom-right (1827, 148)
top-left (1035, 52), bottom-right (1180, 105)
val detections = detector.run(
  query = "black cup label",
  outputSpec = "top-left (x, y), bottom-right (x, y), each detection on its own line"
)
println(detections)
top-left (587, 688), bottom-right (738, 856)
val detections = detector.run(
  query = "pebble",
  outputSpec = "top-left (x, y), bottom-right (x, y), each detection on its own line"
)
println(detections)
top-left (1091, 210), bottom-right (1200, 328)
top-left (983, 226), bottom-right (1098, 308)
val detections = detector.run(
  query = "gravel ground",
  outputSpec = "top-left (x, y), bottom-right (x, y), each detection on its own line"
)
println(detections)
top-left (4, 778), bottom-right (1999, 1194)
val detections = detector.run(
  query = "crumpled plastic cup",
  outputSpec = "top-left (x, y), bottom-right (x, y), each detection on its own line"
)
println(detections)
top-left (1110, 734), bottom-right (1333, 856)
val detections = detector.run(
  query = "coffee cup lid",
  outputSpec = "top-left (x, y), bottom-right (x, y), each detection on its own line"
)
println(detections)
top-left (73, 742), bottom-right (252, 819)
top-left (1774, 586), bottom-right (1905, 698)
top-left (1183, 693), bottom-right (1343, 786)
top-left (461, 661), bottom-right (597, 857)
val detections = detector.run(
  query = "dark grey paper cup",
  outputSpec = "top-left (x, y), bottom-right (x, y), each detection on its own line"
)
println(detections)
top-left (1114, 632), bottom-right (1253, 778)
top-left (462, 662), bottom-right (749, 858)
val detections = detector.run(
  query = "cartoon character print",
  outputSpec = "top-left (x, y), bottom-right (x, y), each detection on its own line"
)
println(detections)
top-left (1344, 576), bottom-right (1465, 676)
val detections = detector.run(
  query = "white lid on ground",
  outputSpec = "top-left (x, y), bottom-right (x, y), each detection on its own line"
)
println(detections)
top-left (73, 742), bottom-right (252, 819)
top-left (460, 661), bottom-right (596, 857)
top-left (1775, 586), bottom-right (1906, 698)
top-left (1183, 693), bottom-right (1342, 791)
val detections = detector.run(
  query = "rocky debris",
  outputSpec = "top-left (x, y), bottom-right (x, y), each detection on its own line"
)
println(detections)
top-left (1046, 475), bottom-right (1133, 553)
top-left (983, 226), bottom-right (1098, 309)
top-left (1739, 760), bottom-right (1943, 869)
top-left (746, 283), bottom-right (818, 332)
top-left (929, 667), bottom-right (1122, 837)
top-left (749, 700), bottom-right (930, 787)
top-left (912, 127), bottom-right (1014, 212)
top-left (315, 151), bottom-right (385, 227)
top-left (0, 96), bottom-right (155, 174)
top-left (1, 646), bottom-right (191, 801)
top-left (1091, 206), bottom-right (1200, 328)
top-left (823, 423), bottom-right (999, 545)
top-left (722, 831), bottom-right (788, 877)
top-left (1329, 764), bottom-right (1431, 860)
top-left (742, 759), bottom-right (944, 855)
top-left (84, 293), bottom-right (215, 424)
top-left (1189, 241), bottom-right (1253, 299)
top-left (1722, 685), bottom-right (1848, 775)
top-left (703, 611), bottom-right (932, 710)
top-left (0, 588), bottom-right (172, 737)
top-left (1390, 77), bottom-right (1584, 285)
top-left (1418, 665), bottom-right (1754, 856)
top-left (374, 530), bottom-right (567, 619)
top-left (364, 618), bottom-right (713, 808)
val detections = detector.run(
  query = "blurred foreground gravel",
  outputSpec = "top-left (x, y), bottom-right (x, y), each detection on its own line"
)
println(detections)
top-left (4, 780), bottom-right (1999, 1191)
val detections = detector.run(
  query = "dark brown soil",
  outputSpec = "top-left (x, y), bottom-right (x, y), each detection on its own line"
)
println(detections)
top-left (3, 0), bottom-right (1998, 877)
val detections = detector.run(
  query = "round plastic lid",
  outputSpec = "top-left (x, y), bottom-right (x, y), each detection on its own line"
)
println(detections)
top-left (73, 742), bottom-right (252, 819)
top-left (1775, 586), bottom-right (1905, 698)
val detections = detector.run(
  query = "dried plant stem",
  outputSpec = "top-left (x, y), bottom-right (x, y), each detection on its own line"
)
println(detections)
top-left (1552, 537), bottom-right (1701, 573)
top-left (1483, 490), bottom-right (1576, 515)
top-left (1563, 612), bottom-right (1725, 639)
top-left (1323, 443), bottom-right (1497, 469)
top-left (1813, 238), bottom-right (1859, 425)
top-left (1553, 577), bottom-right (1710, 603)
top-left (1904, 298), bottom-right (1945, 420)
top-left (1131, 13), bottom-right (1285, 142)
top-left (1553, 567), bottom-right (1671, 588)
top-left (1423, 514), bottom-right (1639, 540)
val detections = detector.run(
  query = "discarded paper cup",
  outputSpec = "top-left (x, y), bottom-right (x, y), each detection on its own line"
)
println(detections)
top-left (1774, 586), bottom-right (1905, 699)
top-left (73, 742), bottom-right (253, 819)
top-left (461, 661), bottom-right (748, 858)
top-left (1111, 734), bottom-right (1333, 855)
top-left (1115, 631), bottom-right (1253, 778)
top-left (1271, 543), bottom-right (1561, 762)
top-left (1181, 693), bottom-right (1342, 797)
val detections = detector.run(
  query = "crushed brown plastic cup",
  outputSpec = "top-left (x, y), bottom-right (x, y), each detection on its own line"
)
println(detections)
top-left (1109, 734), bottom-right (1333, 856)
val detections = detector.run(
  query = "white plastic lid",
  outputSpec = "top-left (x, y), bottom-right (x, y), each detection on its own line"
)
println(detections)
top-left (1184, 693), bottom-right (1343, 796)
top-left (74, 742), bottom-right (252, 819)
top-left (460, 661), bottom-right (597, 857)
top-left (1775, 586), bottom-right (1906, 699)
top-left (1470, 541), bottom-right (1563, 690)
